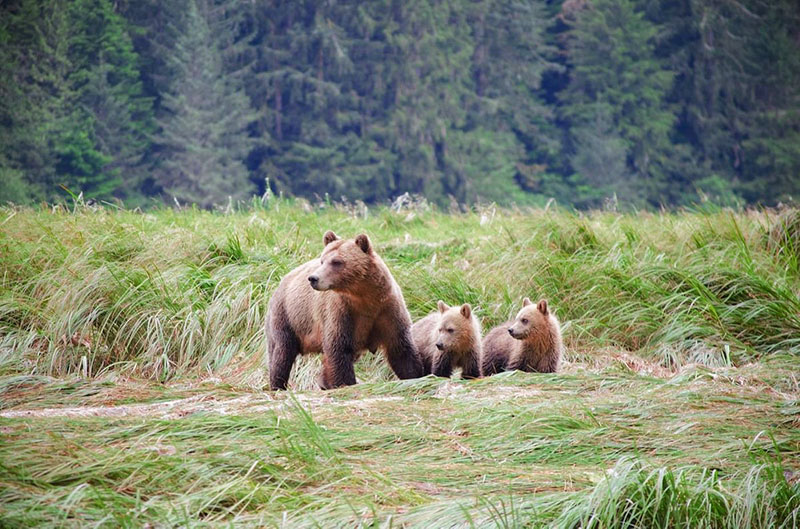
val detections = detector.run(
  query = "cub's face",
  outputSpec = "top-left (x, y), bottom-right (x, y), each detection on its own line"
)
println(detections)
top-left (507, 298), bottom-right (549, 340)
top-left (308, 231), bottom-right (373, 291)
top-left (434, 301), bottom-right (473, 352)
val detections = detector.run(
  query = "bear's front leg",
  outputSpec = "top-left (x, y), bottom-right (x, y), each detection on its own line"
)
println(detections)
top-left (505, 354), bottom-right (532, 373)
top-left (383, 325), bottom-right (424, 380)
top-left (460, 355), bottom-right (480, 380)
top-left (320, 315), bottom-right (357, 389)
top-left (431, 352), bottom-right (453, 378)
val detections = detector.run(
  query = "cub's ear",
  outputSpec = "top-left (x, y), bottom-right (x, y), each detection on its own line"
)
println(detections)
top-left (437, 300), bottom-right (450, 313)
top-left (460, 303), bottom-right (472, 319)
top-left (522, 297), bottom-right (532, 307)
top-left (537, 299), bottom-right (549, 315)
top-left (355, 233), bottom-right (371, 253)
top-left (323, 231), bottom-right (339, 246)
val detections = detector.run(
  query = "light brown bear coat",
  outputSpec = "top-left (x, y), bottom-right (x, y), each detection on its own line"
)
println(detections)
top-left (412, 301), bottom-right (482, 379)
top-left (481, 298), bottom-right (562, 376)
top-left (267, 231), bottom-right (424, 390)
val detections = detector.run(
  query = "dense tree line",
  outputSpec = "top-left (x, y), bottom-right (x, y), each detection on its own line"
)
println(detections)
top-left (1, 0), bottom-right (798, 208)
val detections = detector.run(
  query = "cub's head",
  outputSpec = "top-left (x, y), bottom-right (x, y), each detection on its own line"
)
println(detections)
top-left (434, 301), bottom-right (476, 353)
top-left (308, 231), bottom-right (375, 291)
top-left (507, 298), bottom-right (550, 340)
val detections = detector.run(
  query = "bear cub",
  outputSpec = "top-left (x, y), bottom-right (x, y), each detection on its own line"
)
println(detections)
top-left (266, 230), bottom-right (424, 390)
top-left (411, 300), bottom-right (482, 379)
top-left (481, 297), bottom-right (562, 376)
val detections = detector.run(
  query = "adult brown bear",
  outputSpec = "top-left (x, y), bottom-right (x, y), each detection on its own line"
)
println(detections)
top-left (267, 231), bottom-right (424, 389)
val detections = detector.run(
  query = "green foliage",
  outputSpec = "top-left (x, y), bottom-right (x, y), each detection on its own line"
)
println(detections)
top-left (447, 128), bottom-right (539, 205)
top-left (668, 0), bottom-right (800, 206)
top-left (0, 168), bottom-right (33, 204)
top-left (0, 0), bottom-right (153, 202)
top-left (152, 0), bottom-right (255, 208)
top-left (560, 0), bottom-right (675, 206)
top-left (54, 114), bottom-right (117, 198)
top-left (65, 0), bottom-right (155, 201)
top-left (1, 0), bottom-right (799, 208)
top-left (0, 0), bottom-right (70, 201)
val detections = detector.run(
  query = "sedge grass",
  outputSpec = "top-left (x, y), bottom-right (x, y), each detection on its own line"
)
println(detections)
top-left (0, 364), bottom-right (798, 527)
top-left (1, 202), bottom-right (799, 383)
top-left (1, 201), bottom-right (799, 527)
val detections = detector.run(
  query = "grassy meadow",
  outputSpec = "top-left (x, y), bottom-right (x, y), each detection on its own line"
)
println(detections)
top-left (0, 199), bottom-right (799, 527)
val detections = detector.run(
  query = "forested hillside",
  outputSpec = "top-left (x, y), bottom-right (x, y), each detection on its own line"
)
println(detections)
top-left (1, 0), bottom-right (798, 208)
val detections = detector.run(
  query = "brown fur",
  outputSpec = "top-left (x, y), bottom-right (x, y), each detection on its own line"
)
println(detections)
top-left (411, 301), bottom-right (482, 379)
top-left (481, 298), bottom-right (562, 376)
top-left (267, 231), bottom-right (424, 390)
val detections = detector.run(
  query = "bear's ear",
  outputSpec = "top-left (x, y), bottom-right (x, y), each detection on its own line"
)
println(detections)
top-left (522, 297), bottom-right (532, 307)
top-left (437, 300), bottom-right (450, 313)
top-left (460, 303), bottom-right (472, 319)
top-left (355, 233), bottom-right (371, 253)
top-left (323, 230), bottom-right (339, 246)
top-left (537, 299), bottom-right (548, 315)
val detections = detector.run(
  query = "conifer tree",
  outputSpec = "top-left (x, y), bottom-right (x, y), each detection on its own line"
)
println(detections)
top-left (65, 0), bottom-right (154, 202)
top-left (3, 0), bottom-right (799, 208)
top-left (153, 0), bottom-right (255, 208)
top-left (0, 0), bottom-right (71, 201)
top-left (467, 0), bottom-right (560, 203)
top-left (686, 0), bottom-right (800, 204)
top-left (560, 0), bottom-right (674, 206)
top-left (0, 0), bottom-right (152, 202)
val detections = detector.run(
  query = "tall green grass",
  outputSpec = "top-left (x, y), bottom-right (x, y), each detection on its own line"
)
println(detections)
top-left (2, 202), bottom-right (799, 527)
top-left (1, 202), bottom-right (798, 385)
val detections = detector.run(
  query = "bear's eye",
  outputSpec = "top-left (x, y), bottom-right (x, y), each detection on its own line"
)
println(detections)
top-left (521, 318), bottom-right (529, 325)
top-left (447, 328), bottom-right (455, 334)
top-left (330, 259), bottom-right (344, 267)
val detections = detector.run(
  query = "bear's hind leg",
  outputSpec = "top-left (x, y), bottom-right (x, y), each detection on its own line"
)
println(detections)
top-left (268, 318), bottom-right (301, 390)
top-left (480, 349), bottom-right (506, 377)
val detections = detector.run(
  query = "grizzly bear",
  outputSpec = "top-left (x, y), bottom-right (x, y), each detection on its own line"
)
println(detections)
top-left (266, 231), bottom-right (424, 390)
top-left (411, 301), bottom-right (482, 379)
top-left (481, 298), bottom-right (562, 376)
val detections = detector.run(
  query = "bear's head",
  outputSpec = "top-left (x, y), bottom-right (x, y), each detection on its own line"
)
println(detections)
top-left (508, 298), bottom-right (549, 340)
top-left (308, 231), bottom-right (375, 291)
top-left (434, 300), bottom-right (476, 353)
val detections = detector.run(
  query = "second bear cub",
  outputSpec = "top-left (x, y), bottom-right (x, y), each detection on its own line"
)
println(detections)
top-left (481, 297), bottom-right (562, 376)
top-left (412, 301), bottom-right (482, 379)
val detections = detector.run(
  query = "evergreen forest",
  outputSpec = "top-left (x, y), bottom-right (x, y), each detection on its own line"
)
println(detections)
top-left (2, 0), bottom-right (799, 209)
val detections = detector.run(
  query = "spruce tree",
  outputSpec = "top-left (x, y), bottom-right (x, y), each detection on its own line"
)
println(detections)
top-left (65, 0), bottom-right (154, 202)
top-left (0, 0), bottom-right (153, 202)
top-left (0, 0), bottom-right (71, 201)
top-left (688, 0), bottom-right (800, 204)
top-left (560, 0), bottom-right (674, 206)
top-left (153, 0), bottom-right (255, 208)
top-left (466, 0), bottom-right (560, 204)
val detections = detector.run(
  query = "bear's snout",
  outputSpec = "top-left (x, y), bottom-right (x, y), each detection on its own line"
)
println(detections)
top-left (435, 342), bottom-right (444, 351)
top-left (508, 327), bottom-right (515, 337)
top-left (308, 275), bottom-right (319, 288)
